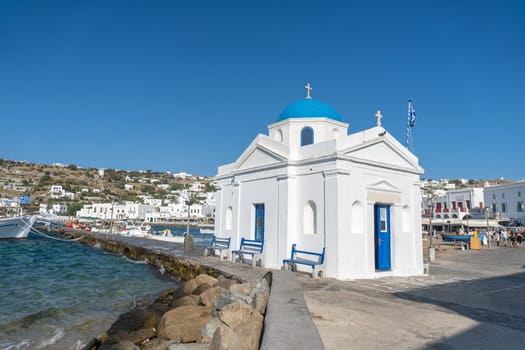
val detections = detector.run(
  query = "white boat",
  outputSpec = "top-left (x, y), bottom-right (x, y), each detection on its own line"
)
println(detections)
top-left (0, 215), bottom-right (37, 239)
top-left (147, 228), bottom-right (185, 243)
top-left (199, 228), bottom-right (215, 235)
top-left (115, 222), bottom-right (153, 238)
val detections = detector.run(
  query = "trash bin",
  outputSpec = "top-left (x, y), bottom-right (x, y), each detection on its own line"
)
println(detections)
top-left (470, 236), bottom-right (481, 250)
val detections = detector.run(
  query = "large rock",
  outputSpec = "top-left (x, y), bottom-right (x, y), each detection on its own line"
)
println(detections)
top-left (168, 343), bottom-right (211, 349)
top-left (155, 289), bottom-right (182, 306)
top-left (157, 305), bottom-right (213, 342)
top-left (109, 340), bottom-right (140, 350)
top-left (184, 274), bottom-right (219, 295)
top-left (218, 300), bottom-right (254, 329)
top-left (233, 312), bottom-right (263, 350)
top-left (172, 295), bottom-right (200, 308)
top-left (109, 308), bottom-right (162, 333)
top-left (105, 308), bottom-right (163, 344)
top-left (214, 291), bottom-right (252, 310)
top-left (128, 328), bottom-right (156, 345)
top-left (200, 317), bottom-right (225, 343)
top-left (199, 287), bottom-right (222, 307)
top-left (192, 283), bottom-right (212, 296)
top-left (228, 283), bottom-right (254, 296)
top-left (253, 290), bottom-right (270, 315)
top-left (140, 338), bottom-right (177, 350)
top-left (209, 312), bottom-right (263, 350)
top-left (81, 338), bottom-right (100, 350)
top-left (215, 278), bottom-right (237, 291)
top-left (209, 325), bottom-right (244, 350)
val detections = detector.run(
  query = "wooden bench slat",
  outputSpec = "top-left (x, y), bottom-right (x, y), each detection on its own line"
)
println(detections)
top-left (282, 244), bottom-right (325, 278)
top-left (204, 236), bottom-right (231, 260)
top-left (231, 238), bottom-right (264, 268)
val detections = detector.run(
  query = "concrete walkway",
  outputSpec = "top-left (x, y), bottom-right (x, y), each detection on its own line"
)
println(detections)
top-left (301, 246), bottom-right (525, 349)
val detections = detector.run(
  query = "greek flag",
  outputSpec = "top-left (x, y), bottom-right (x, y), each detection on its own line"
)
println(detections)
top-left (409, 105), bottom-right (416, 127)
top-left (19, 195), bottom-right (31, 205)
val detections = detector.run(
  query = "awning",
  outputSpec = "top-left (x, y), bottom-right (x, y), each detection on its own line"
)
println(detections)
top-left (422, 218), bottom-right (502, 228)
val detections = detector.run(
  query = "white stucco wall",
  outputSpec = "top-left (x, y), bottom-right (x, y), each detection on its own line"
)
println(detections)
top-left (216, 118), bottom-right (424, 280)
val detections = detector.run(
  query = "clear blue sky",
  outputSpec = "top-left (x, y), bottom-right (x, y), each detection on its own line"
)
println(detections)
top-left (1, 1), bottom-right (523, 179)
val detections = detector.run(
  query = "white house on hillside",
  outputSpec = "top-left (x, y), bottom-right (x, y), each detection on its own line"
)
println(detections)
top-left (215, 87), bottom-right (424, 280)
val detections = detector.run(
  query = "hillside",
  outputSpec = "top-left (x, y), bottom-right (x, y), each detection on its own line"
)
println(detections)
top-left (0, 159), bottom-right (214, 211)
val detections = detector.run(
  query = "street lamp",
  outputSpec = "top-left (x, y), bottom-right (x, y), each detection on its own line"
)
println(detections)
top-left (184, 189), bottom-right (195, 252)
top-left (109, 201), bottom-right (115, 235)
top-left (426, 196), bottom-right (435, 262)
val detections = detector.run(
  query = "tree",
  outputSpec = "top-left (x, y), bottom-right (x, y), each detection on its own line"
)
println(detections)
top-left (205, 182), bottom-right (216, 192)
top-left (66, 202), bottom-right (84, 216)
top-left (170, 183), bottom-right (184, 191)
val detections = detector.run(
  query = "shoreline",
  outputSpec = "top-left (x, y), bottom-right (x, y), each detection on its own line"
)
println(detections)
top-left (55, 230), bottom-right (323, 350)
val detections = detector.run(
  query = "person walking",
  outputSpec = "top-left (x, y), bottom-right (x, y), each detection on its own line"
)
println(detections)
top-left (494, 231), bottom-right (500, 246)
top-left (501, 229), bottom-right (508, 247)
top-left (516, 232), bottom-right (523, 248)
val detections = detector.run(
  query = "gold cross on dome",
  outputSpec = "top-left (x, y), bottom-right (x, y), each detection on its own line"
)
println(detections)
top-left (305, 83), bottom-right (312, 99)
top-left (376, 110), bottom-right (383, 127)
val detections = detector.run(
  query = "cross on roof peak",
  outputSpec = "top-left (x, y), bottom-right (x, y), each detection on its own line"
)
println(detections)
top-left (376, 110), bottom-right (383, 127)
top-left (305, 83), bottom-right (312, 99)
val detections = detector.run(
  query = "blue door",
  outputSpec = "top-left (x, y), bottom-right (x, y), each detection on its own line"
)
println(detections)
top-left (254, 204), bottom-right (265, 241)
top-left (375, 204), bottom-right (391, 271)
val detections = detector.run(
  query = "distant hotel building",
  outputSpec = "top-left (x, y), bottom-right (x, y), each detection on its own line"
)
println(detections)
top-left (484, 181), bottom-right (525, 225)
top-left (430, 187), bottom-right (484, 220)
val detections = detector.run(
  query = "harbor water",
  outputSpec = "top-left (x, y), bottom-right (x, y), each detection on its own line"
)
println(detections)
top-left (0, 230), bottom-right (182, 350)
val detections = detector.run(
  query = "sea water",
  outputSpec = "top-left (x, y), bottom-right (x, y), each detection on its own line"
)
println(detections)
top-left (0, 233), bottom-right (180, 349)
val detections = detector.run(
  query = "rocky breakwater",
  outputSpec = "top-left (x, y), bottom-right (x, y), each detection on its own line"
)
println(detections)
top-left (84, 273), bottom-right (270, 350)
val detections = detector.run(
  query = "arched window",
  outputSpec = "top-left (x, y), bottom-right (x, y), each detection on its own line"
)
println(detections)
top-left (351, 201), bottom-right (364, 233)
top-left (300, 127), bottom-right (314, 146)
top-left (402, 205), bottom-right (410, 233)
top-left (225, 206), bottom-right (233, 230)
top-left (274, 129), bottom-right (283, 143)
top-left (303, 201), bottom-right (317, 234)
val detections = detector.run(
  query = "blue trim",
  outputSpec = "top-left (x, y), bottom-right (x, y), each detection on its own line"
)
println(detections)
top-left (254, 204), bottom-right (265, 241)
top-left (0, 224), bottom-right (16, 228)
top-left (375, 204), bottom-right (391, 271)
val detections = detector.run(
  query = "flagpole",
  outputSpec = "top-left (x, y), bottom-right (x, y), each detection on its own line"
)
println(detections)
top-left (406, 100), bottom-right (412, 149)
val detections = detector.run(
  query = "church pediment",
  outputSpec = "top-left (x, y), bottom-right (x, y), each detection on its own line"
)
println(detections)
top-left (234, 144), bottom-right (286, 171)
top-left (343, 139), bottom-right (421, 172)
top-left (366, 180), bottom-right (401, 193)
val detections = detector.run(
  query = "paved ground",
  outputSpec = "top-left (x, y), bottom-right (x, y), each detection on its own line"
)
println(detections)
top-left (300, 244), bottom-right (525, 349)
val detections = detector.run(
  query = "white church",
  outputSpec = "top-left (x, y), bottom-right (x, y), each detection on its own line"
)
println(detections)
top-left (215, 85), bottom-right (424, 279)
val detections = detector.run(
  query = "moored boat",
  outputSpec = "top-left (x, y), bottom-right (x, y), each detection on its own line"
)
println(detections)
top-left (0, 215), bottom-right (37, 239)
top-left (199, 228), bottom-right (215, 235)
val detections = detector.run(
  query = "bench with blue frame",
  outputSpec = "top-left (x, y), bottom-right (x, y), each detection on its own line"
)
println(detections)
top-left (282, 244), bottom-right (325, 278)
top-left (203, 236), bottom-right (231, 260)
top-left (231, 238), bottom-right (264, 268)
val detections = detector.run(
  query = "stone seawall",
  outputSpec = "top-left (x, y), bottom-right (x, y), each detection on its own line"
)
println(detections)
top-left (65, 232), bottom-right (235, 281)
top-left (55, 230), bottom-right (324, 350)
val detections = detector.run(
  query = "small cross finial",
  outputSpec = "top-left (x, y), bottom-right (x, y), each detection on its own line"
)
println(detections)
top-left (376, 110), bottom-right (383, 127)
top-left (305, 83), bottom-right (312, 99)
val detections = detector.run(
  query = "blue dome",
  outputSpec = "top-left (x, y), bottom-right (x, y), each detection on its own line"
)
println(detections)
top-left (278, 98), bottom-right (342, 122)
